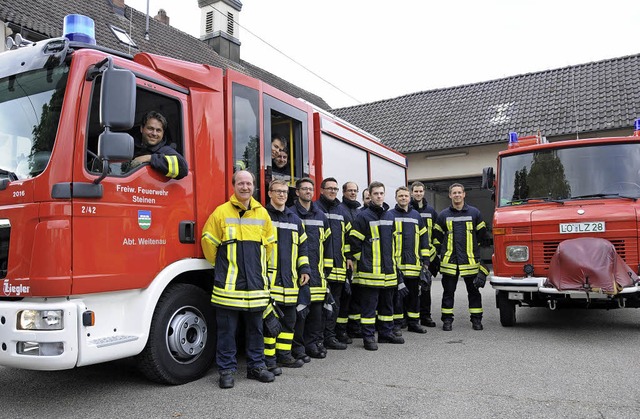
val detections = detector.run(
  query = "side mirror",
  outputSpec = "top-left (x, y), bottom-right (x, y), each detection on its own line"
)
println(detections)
top-left (98, 130), bottom-right (134, 161)
top-left (481, 167), bottom-right (495, 189)
top-left (100, 61), bottom-right (135, 131)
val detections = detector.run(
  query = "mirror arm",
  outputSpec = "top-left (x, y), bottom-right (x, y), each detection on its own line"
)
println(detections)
top-left (93, 158), bottom-right (109, 184)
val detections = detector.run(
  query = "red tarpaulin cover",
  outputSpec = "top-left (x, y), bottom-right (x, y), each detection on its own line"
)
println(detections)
top-left (547, 238), bottom-right (638, 294)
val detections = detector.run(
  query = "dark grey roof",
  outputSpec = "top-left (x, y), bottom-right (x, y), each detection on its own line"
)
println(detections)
top-left (331, 54), bottom-right (640, 154)
top-left (0, 0), bottom-right (330, 110)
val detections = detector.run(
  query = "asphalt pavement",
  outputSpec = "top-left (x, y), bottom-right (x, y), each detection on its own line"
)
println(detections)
top-left (2, 277), bottom-right (640, 418)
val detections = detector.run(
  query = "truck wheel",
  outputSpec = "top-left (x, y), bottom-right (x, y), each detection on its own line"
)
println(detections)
top-left (497, 291), bottom-right (517, 327)
top-left (137, 283), bottom-right (216, 385)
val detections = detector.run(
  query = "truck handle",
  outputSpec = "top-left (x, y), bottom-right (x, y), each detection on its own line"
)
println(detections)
top-left (179, 221), bottom-right (196, 244)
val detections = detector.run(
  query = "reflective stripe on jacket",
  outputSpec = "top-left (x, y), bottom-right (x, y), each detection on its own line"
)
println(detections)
top-left (411, 198), bottom-right (438, 262)
top-left (201, 194), bottom-right (276, 311)
top-left (348, 203), bottom-right (397, 287)
top-left (266, 203), bottom-right (310, 306)
top-left (388, 205), bottom-right (433, 277)
top-left (290, 200), bottom-right (333, 302)
top-left (432, 204), bottom-right (487, 277)
top-left (316, 195), bottom-right (352, 282)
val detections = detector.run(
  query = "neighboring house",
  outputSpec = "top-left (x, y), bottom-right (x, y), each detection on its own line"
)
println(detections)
top-left (332, 54), bottom-right (640, 229)
top-left (0, 0), bottom-right (330, 110)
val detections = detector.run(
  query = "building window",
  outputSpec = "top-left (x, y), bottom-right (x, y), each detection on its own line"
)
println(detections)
top-left (109, 25), bottom-right (137, 48)
top-left (227, 12), bottom-right (234, 36)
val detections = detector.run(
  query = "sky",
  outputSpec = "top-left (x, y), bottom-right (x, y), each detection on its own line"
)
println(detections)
top-left (125, 0), bottom-right (640, 109)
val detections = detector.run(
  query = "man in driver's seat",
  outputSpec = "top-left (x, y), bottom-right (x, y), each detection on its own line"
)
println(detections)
top-left (126, 111), bottom-right (188, 179)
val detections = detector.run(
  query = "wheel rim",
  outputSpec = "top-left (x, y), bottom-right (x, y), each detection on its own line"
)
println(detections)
top-left (166, 305), bottom-right (208, 363)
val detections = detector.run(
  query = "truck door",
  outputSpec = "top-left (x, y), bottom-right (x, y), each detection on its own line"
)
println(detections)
top-left (225, 70), bottom-right (313, 204)
top-left (70, 73), bottom-right (195, 294)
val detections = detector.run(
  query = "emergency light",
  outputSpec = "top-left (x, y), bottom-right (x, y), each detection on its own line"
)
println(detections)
top-left (63, 14), bottom-right (96, 45)
top-left (634, 118), bottom-right (640, 136)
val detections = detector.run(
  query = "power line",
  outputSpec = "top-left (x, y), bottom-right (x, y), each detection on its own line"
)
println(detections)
top-left (208, 4), bottom-right (362, 105)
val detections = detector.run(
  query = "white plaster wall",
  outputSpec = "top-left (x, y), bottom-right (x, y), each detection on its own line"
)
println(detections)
top-left (407, 143), bottom-right (504, 182)
top-left (200, 2), bottom-right (239, 37)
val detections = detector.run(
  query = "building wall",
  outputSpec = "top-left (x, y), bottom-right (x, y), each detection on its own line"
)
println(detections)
top-left (407, 143), bottom-right (504, 183)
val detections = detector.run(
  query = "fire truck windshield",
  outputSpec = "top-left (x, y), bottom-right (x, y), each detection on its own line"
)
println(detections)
top-left (498, 142), bottom-right (640, 207)
top-left (0, 65), bottom-right (69, 180)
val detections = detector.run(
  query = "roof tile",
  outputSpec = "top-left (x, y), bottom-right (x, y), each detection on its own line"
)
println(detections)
top-left (0, 0), bottom-right (330, 110)
top-left (332, 54), bottom-right (640, 153)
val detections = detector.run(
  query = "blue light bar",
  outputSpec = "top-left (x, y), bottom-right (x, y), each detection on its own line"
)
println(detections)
top-left (635, 118), bottom-right (640, 131)
top-left (508, 132), bottom-right (518, 144)
top-left (63, 14), bottom-right (96, 45)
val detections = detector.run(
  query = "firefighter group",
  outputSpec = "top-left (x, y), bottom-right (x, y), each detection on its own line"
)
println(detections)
top-left (202, 170), bottom-right (490, 389)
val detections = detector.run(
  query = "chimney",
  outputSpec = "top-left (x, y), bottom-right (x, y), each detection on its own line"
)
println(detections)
top-left (198, 0), bottom-right (242, 62)
top-left (111, 0), bottom-right (125, 15)
top-left (154, 9), bottom-right (170, 25)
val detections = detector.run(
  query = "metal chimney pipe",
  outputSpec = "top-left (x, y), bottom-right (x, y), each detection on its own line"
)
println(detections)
top-left (144, 0), bottom-right (150, 40)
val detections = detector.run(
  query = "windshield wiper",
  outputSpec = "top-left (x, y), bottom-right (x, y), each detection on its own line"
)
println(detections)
top-left (505, 196), bottom-right (565, 206)
top-left (569, 193), bottom-right (637, 201)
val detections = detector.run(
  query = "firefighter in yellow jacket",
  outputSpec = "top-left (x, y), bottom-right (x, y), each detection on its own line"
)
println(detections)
top-left (201, 170), bottom-right (276, 389)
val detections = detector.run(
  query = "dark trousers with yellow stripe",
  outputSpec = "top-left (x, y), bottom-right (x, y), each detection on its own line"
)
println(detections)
top-left (324, 281), bottom-right (344, 341)
top-left (264, 305), bottom-right (297, 368)
top-left (441, 273), bottom-right (483, 321)
top-left (293, 302), bottom-right (323, 357)
top-left (394, 276), bottom-right (421, 327)
top-left (347, 284), bottom-right (361, 335)
top-left (360, 286), bottom-right (394, 340)
top-left (419, 286), bottom-right (432, 321)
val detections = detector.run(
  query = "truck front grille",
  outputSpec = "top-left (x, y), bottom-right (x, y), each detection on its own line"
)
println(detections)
top-left (542, 239), bottom-right (627, 265)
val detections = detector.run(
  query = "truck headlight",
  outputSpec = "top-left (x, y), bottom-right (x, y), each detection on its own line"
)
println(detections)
top-left (17, 310), bottom-right (64, 330)
top-left (506, 245), bottom-right (529, 262)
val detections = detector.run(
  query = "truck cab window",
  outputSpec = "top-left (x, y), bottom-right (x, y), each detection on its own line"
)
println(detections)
top-left (0, 66), bottom-right (68, 180)
top-left (264, 103), bottom-right (309, 205)
top-left (85, 80), bottom-right (183, 177)
top-left (232, 83), bottom-right (261, 199)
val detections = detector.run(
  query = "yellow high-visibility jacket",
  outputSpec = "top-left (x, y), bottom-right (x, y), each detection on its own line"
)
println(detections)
top-left (202, 194), bottom-right (276, 311)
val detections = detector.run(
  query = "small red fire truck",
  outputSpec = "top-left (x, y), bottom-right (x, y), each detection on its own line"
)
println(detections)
top-left (485, 123), bottom-right (640, 326)
top-left (0, 15), bottom-right (406, 383)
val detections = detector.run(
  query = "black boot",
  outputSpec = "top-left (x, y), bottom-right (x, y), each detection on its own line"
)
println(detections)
top-left (421, 316), bottom-right (436, 327)
top-left (442, 318), bottom-right (453, 331)
top-left (407, 323), bottom-right (428, 334)
top-left (471, 317), bottom-right (483, 330)
top-left (378, 334), bottom-right (405, 344)
top-left (363, 338), bottom-right (378, 351)
top-left (336, 331), bottom-right (353, 344)
top-left (324, 337), bottom-right (348, 350)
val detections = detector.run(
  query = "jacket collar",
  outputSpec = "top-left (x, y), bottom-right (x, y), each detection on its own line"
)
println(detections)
top-left (410, 197), bottom-right (430, 210)
top-left (449, 203), bottom-right (469, 213)
top-left (319, 194), bottom-right (340, 209)
top-left (342, 197), bottom-right (361, 210)
top-left (367, 201), bottom-right (389, 216)
top-left (230, 194), bottom-right (262, 211)
top-left (134, 136), bottom-right (167, 154)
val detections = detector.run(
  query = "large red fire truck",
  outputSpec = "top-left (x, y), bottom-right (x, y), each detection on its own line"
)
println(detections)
top-left (0, 16), bottom-right (406, 384)
top-left (485, 124), bottom-right (640, 327)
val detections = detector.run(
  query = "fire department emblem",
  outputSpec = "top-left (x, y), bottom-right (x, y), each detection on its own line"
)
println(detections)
top-left (138, 210), bottom-right (151, 230)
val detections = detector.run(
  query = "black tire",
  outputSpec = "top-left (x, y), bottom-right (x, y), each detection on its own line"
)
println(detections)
top-left (137, 283), bottom-right (216, 385)
top-left (497, 291), bottom-right (517, 327)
